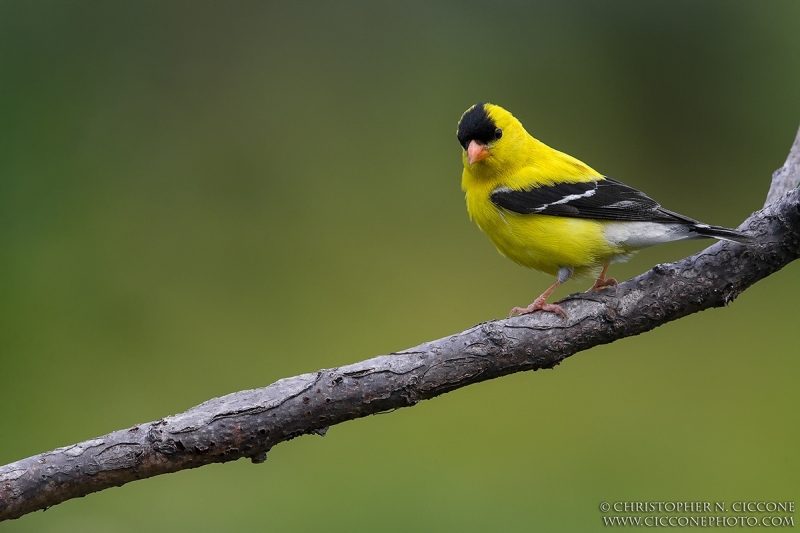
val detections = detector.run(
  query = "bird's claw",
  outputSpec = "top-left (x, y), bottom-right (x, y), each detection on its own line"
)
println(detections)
top-left (509, 299), bottom-right (568, 322)
top-left (587, 277), bottom-right (618, 294)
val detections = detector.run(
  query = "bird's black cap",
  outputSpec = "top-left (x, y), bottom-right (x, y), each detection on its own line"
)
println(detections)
top-left (457, 103), bottom-right (497, 149)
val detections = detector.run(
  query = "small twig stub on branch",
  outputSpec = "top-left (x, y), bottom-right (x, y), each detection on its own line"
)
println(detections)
top-left (766, 125), bottom-right (800, 206)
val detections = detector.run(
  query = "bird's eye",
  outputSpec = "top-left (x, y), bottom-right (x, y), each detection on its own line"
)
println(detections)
top-left (494, 128), bottom-right (503, 139)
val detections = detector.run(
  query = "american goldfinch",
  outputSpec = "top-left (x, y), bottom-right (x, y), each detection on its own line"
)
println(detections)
top-left (457, 103), bottom-right (753, 319)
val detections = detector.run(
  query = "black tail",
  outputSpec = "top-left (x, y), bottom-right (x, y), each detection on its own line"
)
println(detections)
top-left (690, 223), bottom-right (754, 244)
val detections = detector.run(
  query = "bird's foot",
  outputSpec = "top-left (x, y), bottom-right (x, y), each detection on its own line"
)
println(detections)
top-left (510, 297), bottom-right (568, 322)
top-left (587, 276), bottom-right (618, 293)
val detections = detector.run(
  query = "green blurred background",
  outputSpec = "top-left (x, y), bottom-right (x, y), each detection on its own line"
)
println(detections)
top-left (2, 1), bottom-right (799, 531)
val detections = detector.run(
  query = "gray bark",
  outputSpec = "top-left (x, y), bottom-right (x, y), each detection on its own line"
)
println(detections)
top-left (2, 126), bottom-right (799, 522)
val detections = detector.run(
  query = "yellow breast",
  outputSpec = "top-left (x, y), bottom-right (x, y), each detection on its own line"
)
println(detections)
top-left (464, 180), bottom-right (622, 278)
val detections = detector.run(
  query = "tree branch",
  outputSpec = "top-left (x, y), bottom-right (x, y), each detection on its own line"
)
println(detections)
top-left (2, 126), bottom-right (800, 523)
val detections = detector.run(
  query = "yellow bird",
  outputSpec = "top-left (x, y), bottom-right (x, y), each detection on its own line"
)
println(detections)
top-left (457, 103), bottom-right (752, 319)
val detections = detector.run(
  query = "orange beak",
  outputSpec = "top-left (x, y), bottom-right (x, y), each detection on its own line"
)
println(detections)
top-left (467, 140), bottom-right (491, 165)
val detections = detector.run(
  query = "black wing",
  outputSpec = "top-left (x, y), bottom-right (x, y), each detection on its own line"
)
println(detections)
top-left (489, 177), bottom-right (697, 224)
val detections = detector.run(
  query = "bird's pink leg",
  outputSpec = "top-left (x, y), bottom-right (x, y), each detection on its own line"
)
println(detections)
top-left (587, 262), bottom-right (618, 293)
top-left (510, 280), bottom-right (566, 320)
